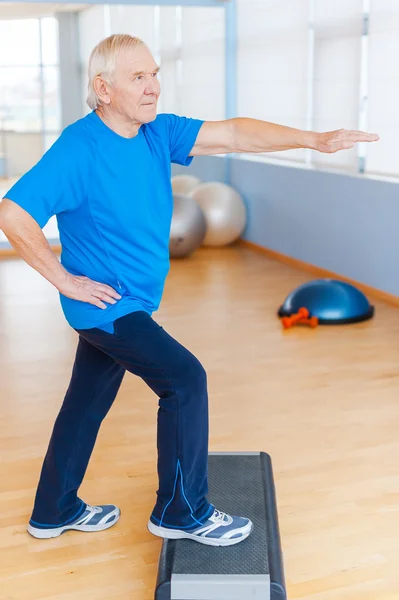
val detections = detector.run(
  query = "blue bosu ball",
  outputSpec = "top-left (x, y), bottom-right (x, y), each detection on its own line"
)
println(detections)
top-left (278, 279), bottom-right (374, 324)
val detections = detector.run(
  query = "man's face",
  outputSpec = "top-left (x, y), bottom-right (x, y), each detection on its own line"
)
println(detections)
top-left (104, 44), bottom-right (161, 124)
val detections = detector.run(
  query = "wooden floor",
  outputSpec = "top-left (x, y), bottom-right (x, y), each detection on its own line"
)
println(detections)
top-left (1, 245), bottom-right (399, 600)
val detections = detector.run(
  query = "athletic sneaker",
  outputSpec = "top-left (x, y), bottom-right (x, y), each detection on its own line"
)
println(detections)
top-left (27, 504), bottom-right (120, 539)
top-left (147, 507), bottom-right (253, 547)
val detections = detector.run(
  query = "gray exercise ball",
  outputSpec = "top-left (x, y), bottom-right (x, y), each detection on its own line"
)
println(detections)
top-left (190, 182), bottom-right (247, 247)
top-left (169, 193), bottom-right (207, 258)
top-left (171, 174), bottom-right (202, 195)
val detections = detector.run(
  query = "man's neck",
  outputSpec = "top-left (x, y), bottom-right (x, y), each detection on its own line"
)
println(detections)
top-left (95, 107), bottom-right (141, 139)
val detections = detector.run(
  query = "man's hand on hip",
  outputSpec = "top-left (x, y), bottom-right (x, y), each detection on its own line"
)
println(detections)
top-left (58, 274), bottom-right (122, 310)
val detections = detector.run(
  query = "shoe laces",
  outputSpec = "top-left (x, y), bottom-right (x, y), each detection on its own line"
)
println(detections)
top-left (213, 508), bottom-right (227, 522)
top-left (86, 504), bottom-right (102, 514)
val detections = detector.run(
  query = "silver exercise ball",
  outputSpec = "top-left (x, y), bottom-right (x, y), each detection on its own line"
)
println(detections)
top-left (171, 174), bottom-right (202, 195)
top-left (169, 193), bottom-right (207, 258)
top-left (190, 182), bottom-right (247, 247)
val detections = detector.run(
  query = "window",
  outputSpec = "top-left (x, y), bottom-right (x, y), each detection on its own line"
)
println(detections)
top-left (237, 0), bottom-right (310, 164)
top-left (367, 0), bottom-right (399, 177)
top-left (311, 0), bottom-right (363, 172)
top-left (0, 17), bottom-right (61, 178)
top-left (236, 0), bottom-right (398, 180)
top-left (180, 6), bottom-right (225, 121)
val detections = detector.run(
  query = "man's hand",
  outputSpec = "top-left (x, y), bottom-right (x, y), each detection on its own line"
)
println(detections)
top-left (58, 273), bottom-right (122, 309)
top-left (313, 129), bottom-right (380, 154)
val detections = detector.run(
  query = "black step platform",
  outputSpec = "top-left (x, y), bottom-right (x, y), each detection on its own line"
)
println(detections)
top-left (154, 451), bottom-right (286, 600)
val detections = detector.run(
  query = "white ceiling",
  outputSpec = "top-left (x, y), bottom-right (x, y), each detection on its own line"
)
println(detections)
top-left (0, 2), bottom-right (89, 19)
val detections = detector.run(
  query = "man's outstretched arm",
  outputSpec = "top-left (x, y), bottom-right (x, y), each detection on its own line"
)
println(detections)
top-left (190, 118), bottom-right (379, 156)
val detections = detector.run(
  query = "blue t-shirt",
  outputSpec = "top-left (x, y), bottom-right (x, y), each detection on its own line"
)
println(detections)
top-left (4, 111), bottom-right (204, 332)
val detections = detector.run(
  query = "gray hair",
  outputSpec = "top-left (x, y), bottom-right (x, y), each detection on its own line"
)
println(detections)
top-left (86, 34), bottom-right (145, 110)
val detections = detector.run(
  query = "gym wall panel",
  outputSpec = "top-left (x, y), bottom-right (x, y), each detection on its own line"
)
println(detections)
top-left (172, 155), bottom-right (225, 185)
top-left (172, 155), bottom-right (399, 297)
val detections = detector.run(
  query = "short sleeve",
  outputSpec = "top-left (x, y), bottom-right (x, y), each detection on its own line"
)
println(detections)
top-left (155, 113), bottom-right (204, 166)
top-left (2, 126), bottom-right (90, 229)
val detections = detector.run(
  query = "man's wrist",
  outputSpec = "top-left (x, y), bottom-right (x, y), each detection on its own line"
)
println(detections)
top-left (302, 131), bottom-right (320, 151)
top-left (47, 263), bottom-right (71, 291)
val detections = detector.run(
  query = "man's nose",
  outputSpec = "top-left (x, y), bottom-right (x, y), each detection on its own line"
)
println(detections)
top-left (145, 76), bottom-right (159, 95)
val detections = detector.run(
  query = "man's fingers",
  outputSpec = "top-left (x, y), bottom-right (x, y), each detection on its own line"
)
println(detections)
top-left (323, 129), bottom-right (380, 153)
top-left (337, 130), bottom-right (379, 142)
top-left (101, 284), bottom-right (122, 299)
top-left (87, 284), bottom-right (121, 308)
top-left (93, 289), bottom-right (118, 305)
top-left (348, 131), bottom-right (380, 142)
top-left (94, 282), bottom-right (122, 300)
top-left (90, 296), bottom-right (108, 309)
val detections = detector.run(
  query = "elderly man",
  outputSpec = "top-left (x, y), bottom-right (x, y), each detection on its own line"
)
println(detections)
top-left (0, 34), bottom-right (378, 546)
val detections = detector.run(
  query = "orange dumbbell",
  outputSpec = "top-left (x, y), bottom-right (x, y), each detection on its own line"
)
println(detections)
top-left (295, 316), bottom-right (319, 328)
top-left (281, 307), bottom-right (309, 329)
top-left (281, 308), bottom-right (319, 329)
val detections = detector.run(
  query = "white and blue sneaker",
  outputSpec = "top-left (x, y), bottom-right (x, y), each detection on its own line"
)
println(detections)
top-left (148, 508), bottom-right (253, 547)
top-left (27, 504), bottom-right (120, 539)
